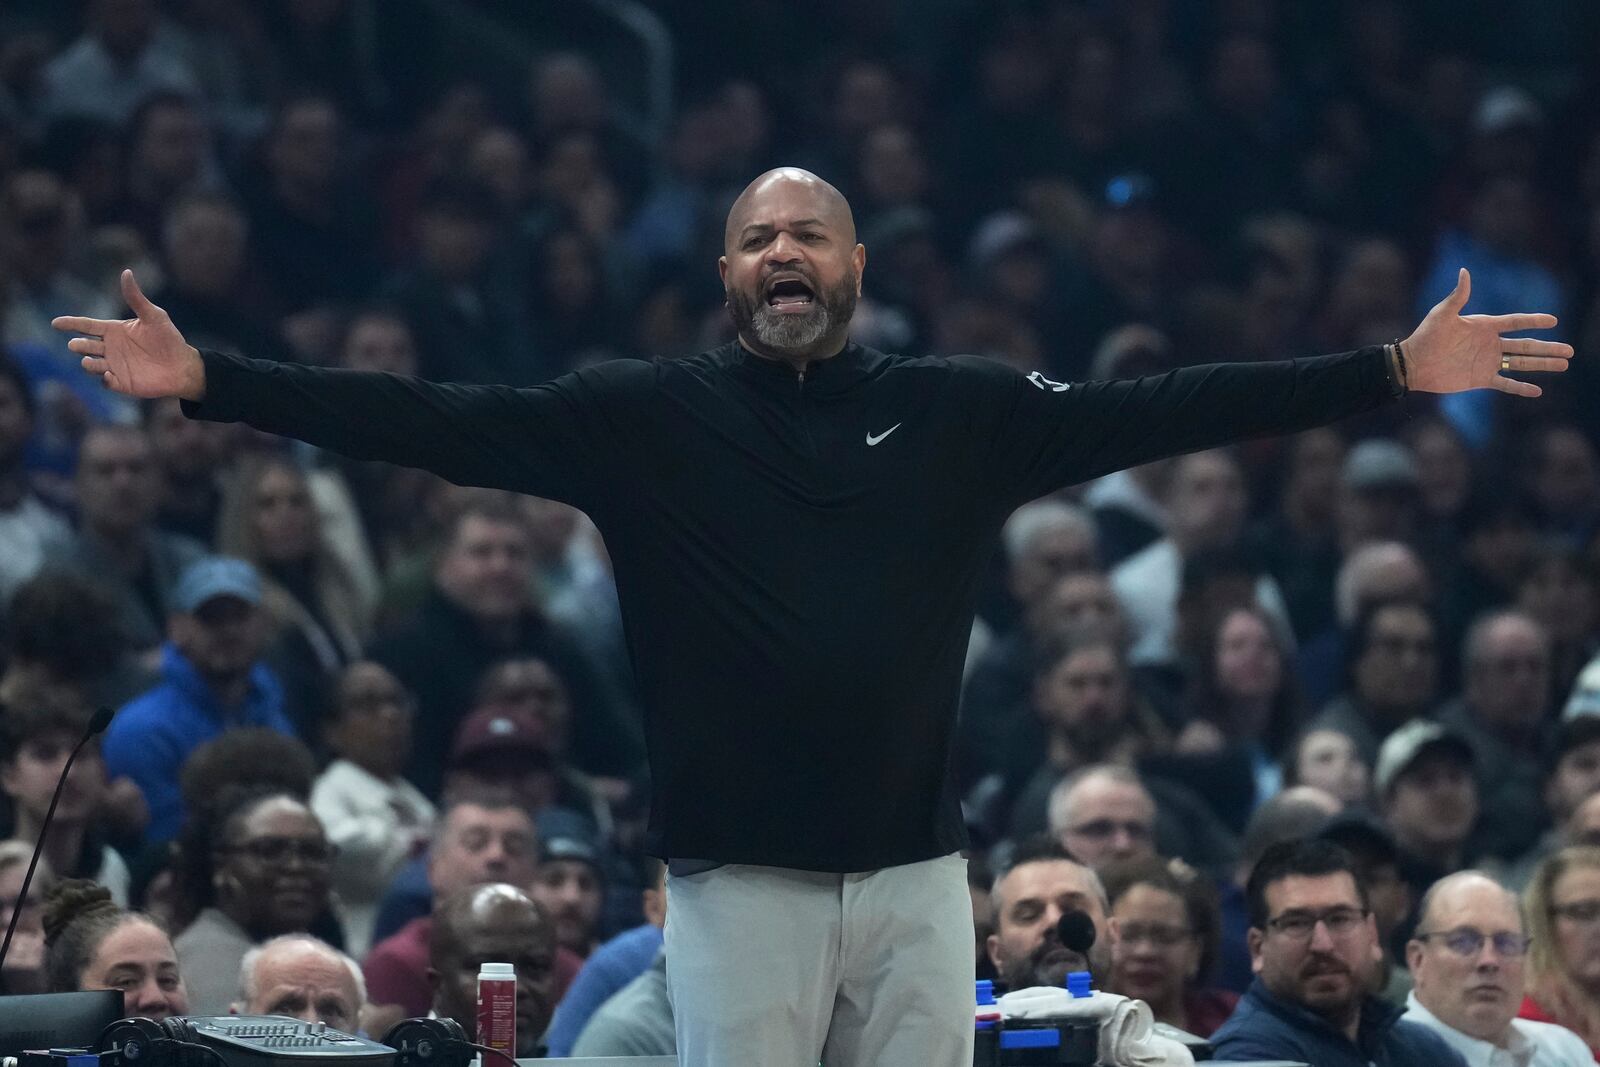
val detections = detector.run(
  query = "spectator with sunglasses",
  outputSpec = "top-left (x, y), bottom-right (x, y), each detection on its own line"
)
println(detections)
top-left (1211, 838), bottom-right (1464, 1067)
top-left (1521, 847), bottom-right (1600, 1060)
top-left (173, 786), bottom-right (336, 1014)
top-left (1406, 871), bottom-right (1589, 1067)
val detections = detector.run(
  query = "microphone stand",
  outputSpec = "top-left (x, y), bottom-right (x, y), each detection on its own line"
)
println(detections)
top-left (0, 708), bottom-right (115, 975)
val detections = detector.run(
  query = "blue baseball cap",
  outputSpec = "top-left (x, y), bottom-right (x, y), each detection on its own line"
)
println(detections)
top-left (173, 556), bottom-right (262, 614)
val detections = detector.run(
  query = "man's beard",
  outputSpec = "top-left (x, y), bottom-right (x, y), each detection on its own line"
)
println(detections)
top-left (1061, 711), bottom-right (1126, 761)
top-left (998, 934), bottom-right (1107, 993)
top-left (726, 269), bottom-right (857, 357)
top-left (1283, 955), bottom-right (1364, 1027)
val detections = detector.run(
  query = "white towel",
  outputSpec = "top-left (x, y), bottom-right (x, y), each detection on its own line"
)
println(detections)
top-left (995, 987), bottom-right (1195, 1067)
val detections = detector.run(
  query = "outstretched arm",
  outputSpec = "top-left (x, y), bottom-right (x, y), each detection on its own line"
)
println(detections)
top-left (54, 271), bottom-right (639, 506)
top-left (978, 267), bottom-right (1571, 508)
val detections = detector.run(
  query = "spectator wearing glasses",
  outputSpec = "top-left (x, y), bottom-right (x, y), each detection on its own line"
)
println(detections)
top-left (173, 787), bottom-right (336, 1014)
top-left (1047, 765), bottom-right (1157, 870)
top-left (1046, 764), bottom-right (1239, 880)
top-left (1211, 838), bottom-right (1464, 1067)
top-left (310, 662), bottom-right (434, 958)
top-left (1521, 846), bottom-right (1600, 1059)
top-left (1102, 856), bottom-right (1238, 1037)
top-left (1405, 871), bottom-right (1590, 1067)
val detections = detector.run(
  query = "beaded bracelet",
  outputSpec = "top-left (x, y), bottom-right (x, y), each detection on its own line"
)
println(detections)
top-left (1389, 338), bottom-right (1409, 393)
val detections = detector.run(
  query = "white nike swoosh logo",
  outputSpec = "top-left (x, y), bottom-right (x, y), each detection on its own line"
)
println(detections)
top-left (866, 423), bottom-right (902, 446)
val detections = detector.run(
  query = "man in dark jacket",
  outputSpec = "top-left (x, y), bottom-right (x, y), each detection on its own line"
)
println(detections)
top-left (367, 498), bottom-right (644, 797)
top-left (58, 166), bottom-right (1567, 1067)
top-left (1211, 837), bottom-right (1466, 1067)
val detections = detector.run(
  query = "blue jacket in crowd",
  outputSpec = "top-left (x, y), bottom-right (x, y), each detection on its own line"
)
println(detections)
top-left (104, 642), bottom-right (295, 842)
top-left (1211, 977), bottom-right (1468, 1067)
top-left (543, 923), bottom-right (665, 1056)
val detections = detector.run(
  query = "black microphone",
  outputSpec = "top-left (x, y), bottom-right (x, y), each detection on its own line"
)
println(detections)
top-left (0, 707), bottom-right (116, 975)
top-left (1057, 908), bottom-right (1097, 954)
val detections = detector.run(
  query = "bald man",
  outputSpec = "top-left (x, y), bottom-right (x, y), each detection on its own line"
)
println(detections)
top-left (58, 167), bottom-right (1569, 1067)
top-left (1404, 872), bottom-right (1590, 1066)
top-left (429, 884), bottom-right (558, 1058)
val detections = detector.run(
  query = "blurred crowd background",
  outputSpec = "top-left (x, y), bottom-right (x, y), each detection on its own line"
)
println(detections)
top-left (1, 0), bottom-right (1600, 1056)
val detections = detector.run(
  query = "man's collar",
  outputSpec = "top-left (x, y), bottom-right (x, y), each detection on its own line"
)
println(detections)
top-left (720, 339), bottom-right (883, 395)
top-left (1405, 992), bottom-right (1526, 1067)
top-left (1248, 977), bottom-right (1403, 1049)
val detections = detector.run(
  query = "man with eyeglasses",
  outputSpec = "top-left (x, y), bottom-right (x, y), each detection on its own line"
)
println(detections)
top-left (1211, 838), bottom-right (1465, 1067)
top-left (1405, 871), bottom-right (1590, 1067)
top-left (1048, 765), bottom-right (1158, 870)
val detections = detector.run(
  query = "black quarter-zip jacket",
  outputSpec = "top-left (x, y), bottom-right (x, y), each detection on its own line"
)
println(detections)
top-left (186, 340), bottom-right (1399, 872)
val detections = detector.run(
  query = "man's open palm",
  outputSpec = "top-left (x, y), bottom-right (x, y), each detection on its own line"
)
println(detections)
top-left (51, 269), bottom-right (205, 400)
top-left (1403, 268), bottom-right (1573, 397)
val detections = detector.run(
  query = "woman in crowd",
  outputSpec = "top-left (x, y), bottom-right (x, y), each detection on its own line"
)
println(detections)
top-left (43, 878), bottom-right (188, 1020)
top-left (1283, 725), bottom-right (1371, 808)
top-left (173, 786), bottom-right (336, 1015)
top-left (216, 453), bottom-right (372, 738)
top-left (1173, 604), bottom-right (1302, 820)
top-left (1101, 855), bottom-right (1237, 1037)
top-left (311, 661), bottom-right (433, 958)
top-left (1521, 845), bottom-right (1600, 1060)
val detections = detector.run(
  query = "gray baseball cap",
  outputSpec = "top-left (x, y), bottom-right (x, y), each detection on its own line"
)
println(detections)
top-left (1341, 439), bottom-right (1419, 492)
top-left (1374, 719), bottom-right (1473, 797)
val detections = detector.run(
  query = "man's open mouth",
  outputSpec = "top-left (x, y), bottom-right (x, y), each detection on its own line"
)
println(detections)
top-left (765, 275), bottom-right (816, 312)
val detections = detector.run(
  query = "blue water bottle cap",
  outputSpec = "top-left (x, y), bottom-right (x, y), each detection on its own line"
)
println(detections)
top-left (976, 979), bottom-right (995, 1005)
top-left (1066, 970), bottom-right (1093, 998)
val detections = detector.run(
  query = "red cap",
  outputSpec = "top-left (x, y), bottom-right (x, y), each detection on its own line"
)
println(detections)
top-left (450, 706), bottom-right (553, 764)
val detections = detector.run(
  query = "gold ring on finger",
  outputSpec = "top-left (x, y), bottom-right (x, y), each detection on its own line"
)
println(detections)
top-left (1501, 354), bottom-right (1512, 372)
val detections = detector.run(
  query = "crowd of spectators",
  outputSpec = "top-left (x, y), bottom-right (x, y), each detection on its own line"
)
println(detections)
top-left (1, 0), bottom-right (1599, 1059)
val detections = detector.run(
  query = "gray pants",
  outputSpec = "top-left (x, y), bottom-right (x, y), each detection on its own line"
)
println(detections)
top-left (664, 852), bottom-right (975, 1067)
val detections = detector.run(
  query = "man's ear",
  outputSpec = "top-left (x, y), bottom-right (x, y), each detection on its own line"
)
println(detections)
top-left (986, 932), bottom-right (1006, 973)
top-left (1405, 938), bottom-right (1424, 974)
top-left (641, 886), bottom-right (665, 928)
top-left (1247, 927), bottom-right (1264, 974)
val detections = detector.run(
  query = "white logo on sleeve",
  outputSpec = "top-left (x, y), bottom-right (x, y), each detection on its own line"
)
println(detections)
top-left (866, 423), bottom-right (902, 446)
top-left (1027, 371), bottom-right (1071, 392)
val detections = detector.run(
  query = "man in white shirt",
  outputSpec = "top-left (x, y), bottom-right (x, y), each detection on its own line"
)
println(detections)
top-left (1110, 449), bottom-right (1291, 668)
top-left (1405, 870), bottom-right (1591, 1067)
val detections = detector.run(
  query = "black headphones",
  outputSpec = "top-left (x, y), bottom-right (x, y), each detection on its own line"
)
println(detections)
top-left (96, 1018), bottom-right (204, 1066)
top-left (381, 1018), bottom-right (470, 1067)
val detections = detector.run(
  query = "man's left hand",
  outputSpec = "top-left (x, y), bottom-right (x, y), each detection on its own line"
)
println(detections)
top-left (1401, 267), bottom-right (1573, 397)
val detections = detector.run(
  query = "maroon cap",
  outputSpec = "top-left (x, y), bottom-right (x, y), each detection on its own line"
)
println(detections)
top-left (450, 706), bottom-right (553, 764)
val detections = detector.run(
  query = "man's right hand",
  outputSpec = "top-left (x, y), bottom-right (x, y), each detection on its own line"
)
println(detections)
top-left (52, 269), bottom-right (207, 401)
